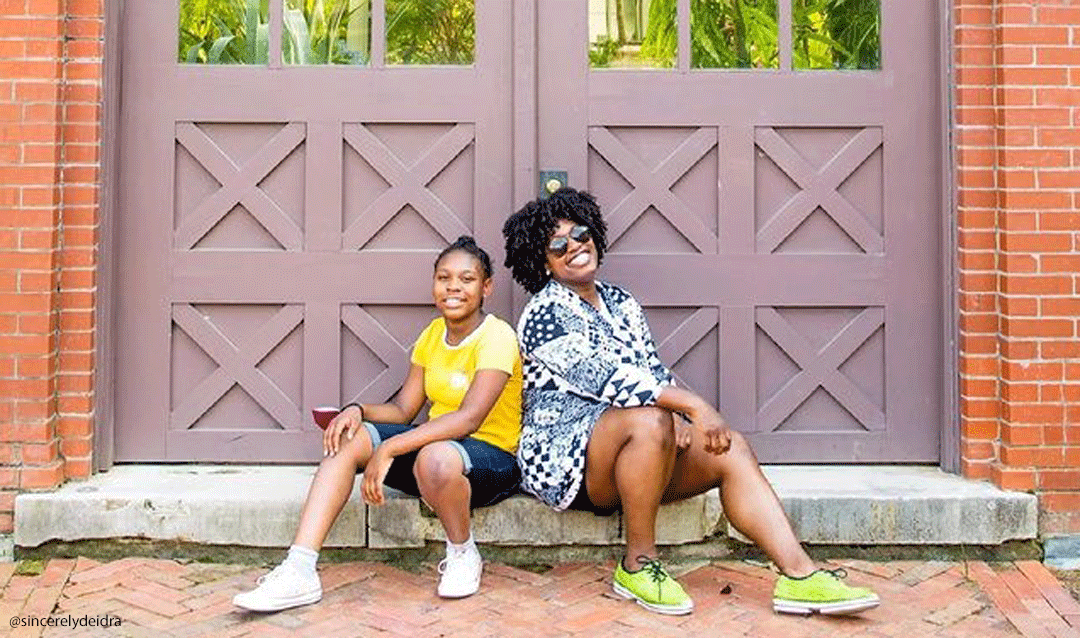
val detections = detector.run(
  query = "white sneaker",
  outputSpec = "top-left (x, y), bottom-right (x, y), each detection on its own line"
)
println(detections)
top-left (232, 562), bottom-right (322, 612)
top-left (437, 545), bottom-right (482, 598)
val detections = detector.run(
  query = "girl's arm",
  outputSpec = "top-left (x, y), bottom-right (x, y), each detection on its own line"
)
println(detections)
top-left (361, 368), bottom-right (511, 505)
top-left (324, 364), bottom-right (427, 457)
top-left (351, 364), bottom-right (428, 424)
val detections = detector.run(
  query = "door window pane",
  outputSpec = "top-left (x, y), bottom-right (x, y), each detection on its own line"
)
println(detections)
top-left (179, 0), bottom-right (270, 64)
top-left (283, 0), bottom-right (371, 65)
top-left (590, 0), bottom-right (676, 69)
top-left (691, 0), bottom-right (779, 69)
top-left (793, 0), bottom-right (879, 69)
top-left (386, 0), bottom-right (475, 65)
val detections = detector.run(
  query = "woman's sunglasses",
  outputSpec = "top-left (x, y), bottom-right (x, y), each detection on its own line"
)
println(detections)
top-left (547, 225), bottom-right (592, 257)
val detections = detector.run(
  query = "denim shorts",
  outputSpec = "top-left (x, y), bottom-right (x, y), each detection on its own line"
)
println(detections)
top-left (363, 422), bottom-right (521, 509)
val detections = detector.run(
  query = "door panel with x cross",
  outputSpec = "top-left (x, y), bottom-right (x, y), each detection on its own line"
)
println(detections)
top-left (537, 0), bottom-right (942, 462)
top-left (116, 0), bottom-right (513, 460)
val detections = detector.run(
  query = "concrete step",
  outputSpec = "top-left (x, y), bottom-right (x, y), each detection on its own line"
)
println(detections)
top-left (14, 465), bottom-right (1037, 550)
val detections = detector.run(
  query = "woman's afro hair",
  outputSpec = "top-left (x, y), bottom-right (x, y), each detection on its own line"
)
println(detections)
top-left (502, 187), bottom-right (608, 294)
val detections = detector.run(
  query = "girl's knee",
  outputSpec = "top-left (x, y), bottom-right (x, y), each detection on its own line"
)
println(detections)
top-left (322, 428), bottom-right (373, 468)
top-left (413, 443), bottom-right (465, 486)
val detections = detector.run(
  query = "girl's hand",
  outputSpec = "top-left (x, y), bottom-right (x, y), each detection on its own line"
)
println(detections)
top-left (324, 405), bottom-right (363, 457)
top-left (689, 401), bottom-right (731, 455)
top-left (361, 447), bottom-right (393, 505)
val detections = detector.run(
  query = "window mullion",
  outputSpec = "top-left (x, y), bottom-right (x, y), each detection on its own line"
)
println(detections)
top-left (779, 0), bottom-right (792, 71)
top-left (677, 0), bottom-right (690, 72)
top-left (372, 0), bottom-right (386, 67)
top-left (270, 0), bottom-right (283, 68)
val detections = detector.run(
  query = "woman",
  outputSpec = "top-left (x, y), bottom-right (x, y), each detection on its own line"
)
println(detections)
top-left (234, 236), bottom-right (522, 611)
top-left (503, 188), bottom-right (878, 617)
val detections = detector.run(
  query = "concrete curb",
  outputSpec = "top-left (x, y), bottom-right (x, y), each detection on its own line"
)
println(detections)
top-left (1044, 534), bottom-right (1080, 570)
top-left (14, 465), bottom-right (1038, 551)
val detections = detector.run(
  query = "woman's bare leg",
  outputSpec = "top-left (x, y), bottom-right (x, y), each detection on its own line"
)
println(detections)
top-left (413, 442), bottom-right (472, 543)
top-left (584, 407), bottom-right (677, 570)
top-left (293, 429), bottom-right (374, 550)
top-left (661, 427), bottom-right (815, 577)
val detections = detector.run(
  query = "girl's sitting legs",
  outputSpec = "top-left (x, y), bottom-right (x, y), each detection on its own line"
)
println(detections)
top-left (234, 429), bottom-right (518, 611)
top-left (414, 442), bottom-right (471, 542)
top-left (413, 442), bottom-right (481, 597)
top-left (294, 428), bottom-right (375, 550)
top-left (233, 428), bottom-right (375, 612)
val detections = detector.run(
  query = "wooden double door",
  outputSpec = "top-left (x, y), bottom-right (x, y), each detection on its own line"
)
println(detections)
top-left (116, 0), bottom-right (943, 462)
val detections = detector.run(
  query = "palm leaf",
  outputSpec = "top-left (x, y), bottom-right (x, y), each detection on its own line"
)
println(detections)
top-left (284, 8), bottom-right (313, 64)
top-left (209, 34), bottom-right (236, 63)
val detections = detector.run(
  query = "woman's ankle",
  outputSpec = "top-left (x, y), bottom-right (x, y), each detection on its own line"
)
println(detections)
top-left (778, 557), bottom-right (816, 579)
top-left (621, 552), bottom-right (657, 572)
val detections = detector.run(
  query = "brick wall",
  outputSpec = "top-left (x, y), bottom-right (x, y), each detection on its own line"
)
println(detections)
top-left (0, 0), bottom-right (103, 534)
top-left (956, 0), bottom-right (1080, 536)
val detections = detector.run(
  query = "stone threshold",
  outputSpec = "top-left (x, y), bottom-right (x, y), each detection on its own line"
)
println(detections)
top-left (15, 465), bottom-right (1037, 552)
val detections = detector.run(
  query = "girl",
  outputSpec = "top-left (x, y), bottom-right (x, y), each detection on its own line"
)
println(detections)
top-left (234, 236), bottom-right (522, 611)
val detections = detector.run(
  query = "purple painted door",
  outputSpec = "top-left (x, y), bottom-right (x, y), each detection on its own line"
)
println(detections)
top-left (537, 0), bottom-right (943, 461)
top-left (116, 1), bottom-right (513, 460)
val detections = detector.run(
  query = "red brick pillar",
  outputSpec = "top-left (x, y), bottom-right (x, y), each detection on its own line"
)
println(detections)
top-left (0, 0), bottom-right (102, 534)
top-left (57, 1), bottom-right (103, 482)
top-left (957, 0), bottom-right (1080, 537)
top-left (955, 0), bottom-right (1000, 484)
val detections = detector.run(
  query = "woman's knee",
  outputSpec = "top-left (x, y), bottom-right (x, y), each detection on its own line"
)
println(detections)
top-left (627, 407), bottom-right (675, 449)
top-left (727, 429), bottom-right (757, 462)
top-left (413, 443), bottom-right (465, 487)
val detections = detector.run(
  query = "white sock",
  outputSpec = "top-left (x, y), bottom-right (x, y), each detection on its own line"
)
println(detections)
top-left (446, 534), bottom-right (478, 557)
top-left (284, 544), bottom-right (319, 576)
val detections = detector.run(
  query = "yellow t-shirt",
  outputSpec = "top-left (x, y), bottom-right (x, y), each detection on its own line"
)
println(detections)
top-left (410, 314), bottom-right (523, 453)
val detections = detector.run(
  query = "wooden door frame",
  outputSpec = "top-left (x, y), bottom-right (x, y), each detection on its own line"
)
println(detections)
top-left (938, 0), bottom-right (960, 474)
top-left (95, 0), bottom-right (123, 471)
top-left (95, 0), bottom-right (961, 471)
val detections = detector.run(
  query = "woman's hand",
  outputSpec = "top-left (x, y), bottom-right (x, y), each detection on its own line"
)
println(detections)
top-left (688, 400), bottom-right (731, 455)
top-left (324, 405), bottom-right (363, 457)
top-left (361, 447), bottom-right (393, 505)
top-left (674, 417), bottom-right (693, 451)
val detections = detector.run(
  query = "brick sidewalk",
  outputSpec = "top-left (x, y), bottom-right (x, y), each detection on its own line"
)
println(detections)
top-left (1, 557), bottom-right (1078, 637)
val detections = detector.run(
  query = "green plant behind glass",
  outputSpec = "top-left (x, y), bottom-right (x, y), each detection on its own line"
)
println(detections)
top-left (283, 0), bottom-right (369, 65)
top-left (793, 0), bottom-right (879, 69)
top-left (641, 0), bottom-right (877, 69)
top-left (386, 0), bottom-right (475, 65)
top-left (589, 35), bottom-right (621, 68)
top-left (642, 0), bottom-right (778, 68)
top-left (178, 0), bottom-right (270, 64)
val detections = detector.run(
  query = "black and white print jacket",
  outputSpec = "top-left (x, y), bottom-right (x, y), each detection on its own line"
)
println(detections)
top-left (515, 279), bottom-right (674, 509)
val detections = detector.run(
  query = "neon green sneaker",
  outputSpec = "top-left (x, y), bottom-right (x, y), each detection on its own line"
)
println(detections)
top-left (612, 556), bottom-right (693, 615)
top-left (773, 568), bottom-right (879, 615)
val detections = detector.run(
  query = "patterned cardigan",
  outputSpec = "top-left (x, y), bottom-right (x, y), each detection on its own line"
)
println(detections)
top-left (515, 279), bottom-right (674, 509)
